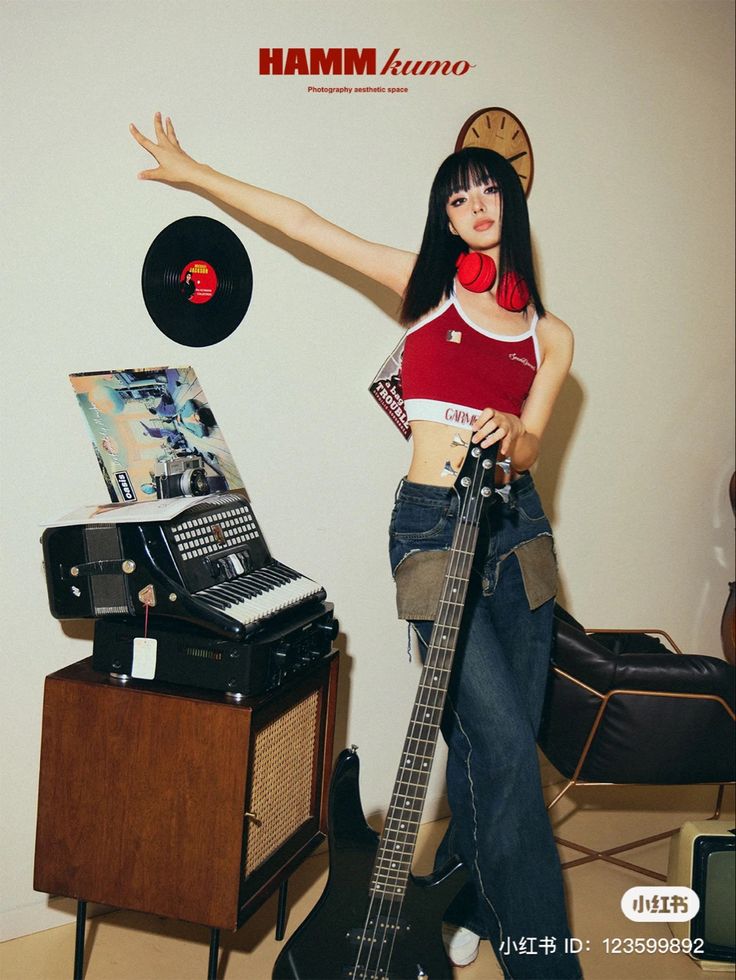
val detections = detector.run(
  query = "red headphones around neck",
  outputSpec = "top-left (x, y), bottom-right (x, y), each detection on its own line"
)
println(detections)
top-left (455, 251), bottom-right (530, 312)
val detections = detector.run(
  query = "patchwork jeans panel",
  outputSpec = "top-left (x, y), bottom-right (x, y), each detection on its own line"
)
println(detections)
top-left (516, 533), bottom-right (557, 609)
top-left (389, 479), bottom-right (457, 621)
top-left (394, 549), bottom-right (450, 620)
top-left (485, 533), bottom-right (558, 610)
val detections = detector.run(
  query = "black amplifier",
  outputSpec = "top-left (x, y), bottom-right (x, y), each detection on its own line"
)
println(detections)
top-left (92, 602), bottom-right (337, 699)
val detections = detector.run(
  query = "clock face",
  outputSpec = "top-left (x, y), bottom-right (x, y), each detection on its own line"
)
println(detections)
top-left (455, 107), bottom-right (534, 196)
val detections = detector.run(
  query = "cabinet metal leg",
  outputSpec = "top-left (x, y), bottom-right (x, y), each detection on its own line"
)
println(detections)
top-left (207, 928), bottom-right (220, 980)
top-left (73, 900), bottom-right (87, 980)
top-left (275, 880), bottom-right (288, 941)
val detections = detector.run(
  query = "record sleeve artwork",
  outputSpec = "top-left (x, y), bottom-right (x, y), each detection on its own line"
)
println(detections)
top-left (369, 334), bottom-right (410, 439)
top-left (142, 216), bottom-right (253, 346)
top-left (69, 366), bottom-right (245, 504)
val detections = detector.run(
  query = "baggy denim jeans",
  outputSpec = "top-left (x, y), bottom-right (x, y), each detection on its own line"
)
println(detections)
top-left (389, 473), bottom-right (582, 979)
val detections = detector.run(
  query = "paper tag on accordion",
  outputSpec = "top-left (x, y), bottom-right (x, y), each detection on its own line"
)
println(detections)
top-left (132, 636), bottom-right (157, 679)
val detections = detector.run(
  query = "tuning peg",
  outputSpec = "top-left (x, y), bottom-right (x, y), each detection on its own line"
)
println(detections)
top-left (450, 433), bottom-right (468, 448)
top-left (441, 460), bottom-right (458, 478)
top-left (496, 456), bottom-right (512, 474)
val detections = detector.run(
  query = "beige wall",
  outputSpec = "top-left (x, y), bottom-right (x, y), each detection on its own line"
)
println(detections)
top-left (2, 0), bottom-right (733, 939)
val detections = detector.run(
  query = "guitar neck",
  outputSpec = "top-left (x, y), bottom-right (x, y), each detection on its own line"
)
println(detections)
top-left (369, 516), bottom-right (483, 901)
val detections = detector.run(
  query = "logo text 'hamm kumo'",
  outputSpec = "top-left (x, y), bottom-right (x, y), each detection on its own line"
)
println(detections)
top-left (259, 48), bottom-right (475, 77)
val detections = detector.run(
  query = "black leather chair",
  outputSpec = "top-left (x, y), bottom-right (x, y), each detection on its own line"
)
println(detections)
top-left (538, 606), bottom-right (736, 880)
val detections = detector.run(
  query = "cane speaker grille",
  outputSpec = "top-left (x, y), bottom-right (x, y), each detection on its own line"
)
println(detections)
top-left (244, 690), bottom-right (320, 875)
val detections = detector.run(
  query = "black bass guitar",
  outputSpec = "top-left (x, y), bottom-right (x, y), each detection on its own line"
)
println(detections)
top-left (274, 440), bottom-right (498, 980)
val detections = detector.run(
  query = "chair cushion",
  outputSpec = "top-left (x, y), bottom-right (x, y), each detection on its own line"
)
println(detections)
top-left (613, 652), bottom-right (736, 708)
top-left (552, 620), bottom-right (736, 709)
top-left (590, 631), bottom-right (671, 655)
top-left (574, 691), bottom-right (735, 783)
top-left (552, 620), bottom-right (617, 692)
top-left (542, 615), bottom-right (736, 782)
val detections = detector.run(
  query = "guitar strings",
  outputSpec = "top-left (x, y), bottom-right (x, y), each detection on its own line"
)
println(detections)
top-left (367, 450), bottom-right (483, 977)
top-left (378, 451), bottom-right (484, 978)
top-left (383, 471), bottom-right (480, 977)
top-left (353, 447), bottom-right (491, 979)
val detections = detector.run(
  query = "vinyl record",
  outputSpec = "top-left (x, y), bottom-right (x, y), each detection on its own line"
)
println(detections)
top-left (141, 216), bottom-right (253, 346)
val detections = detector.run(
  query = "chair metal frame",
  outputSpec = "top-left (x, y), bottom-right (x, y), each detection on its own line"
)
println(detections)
top-left (544, 627), bottom-right (736, 881)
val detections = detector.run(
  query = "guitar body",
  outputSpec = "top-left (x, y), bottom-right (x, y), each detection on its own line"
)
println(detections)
top-left (274, 749), bottom-right (466, 980)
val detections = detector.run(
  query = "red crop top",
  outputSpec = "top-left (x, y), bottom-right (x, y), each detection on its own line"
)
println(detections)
top-left (401, 293), bottom-right (540, 430)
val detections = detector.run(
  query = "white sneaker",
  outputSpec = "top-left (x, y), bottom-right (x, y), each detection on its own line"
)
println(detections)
top-left (442, 923), bottom-right (480, 967)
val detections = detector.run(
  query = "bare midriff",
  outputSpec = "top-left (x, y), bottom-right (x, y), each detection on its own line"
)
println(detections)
top-left (406, 419), bottom-right (516, 487)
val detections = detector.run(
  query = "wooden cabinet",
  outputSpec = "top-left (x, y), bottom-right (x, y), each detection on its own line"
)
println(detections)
top-left (34, 655), bottom-right (338, 931)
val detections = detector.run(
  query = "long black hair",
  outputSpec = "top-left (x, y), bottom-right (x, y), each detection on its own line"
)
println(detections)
top-left (399, 147), bottom-right (544, 325)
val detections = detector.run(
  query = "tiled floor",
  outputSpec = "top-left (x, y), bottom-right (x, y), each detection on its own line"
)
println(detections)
top-left (3, 783), bottom-right (733, 980)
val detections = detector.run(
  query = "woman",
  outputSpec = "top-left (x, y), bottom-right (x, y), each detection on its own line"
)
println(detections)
top-left (131, 114), bottom-right (580, 979)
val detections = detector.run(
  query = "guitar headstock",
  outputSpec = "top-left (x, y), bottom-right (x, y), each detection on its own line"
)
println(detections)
top-left (456, 439), bottom-right (499, 523)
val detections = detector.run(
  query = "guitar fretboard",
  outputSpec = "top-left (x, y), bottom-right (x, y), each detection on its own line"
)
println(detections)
top-left (369, 523), bottom-right (482, 900)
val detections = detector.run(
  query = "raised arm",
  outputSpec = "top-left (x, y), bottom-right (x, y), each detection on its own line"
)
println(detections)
top-left (130, 113), bottom-right (415, 297)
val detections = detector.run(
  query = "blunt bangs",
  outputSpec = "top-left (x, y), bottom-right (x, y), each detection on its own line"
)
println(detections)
top-left (432, 148), bottom-right (514, 203)
top-left (439, 156), bottom-right (497, 199)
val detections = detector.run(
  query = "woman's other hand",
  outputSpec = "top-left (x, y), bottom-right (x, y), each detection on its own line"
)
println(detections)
top-left (471, 408), bottom-right (525, 456)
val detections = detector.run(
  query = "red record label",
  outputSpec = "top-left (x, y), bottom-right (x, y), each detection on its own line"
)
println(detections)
top-left (179, 260), bottom-right (218, 304)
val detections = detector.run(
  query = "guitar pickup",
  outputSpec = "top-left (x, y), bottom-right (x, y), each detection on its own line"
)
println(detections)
top-left (346, 918), bottom-right (409, 946)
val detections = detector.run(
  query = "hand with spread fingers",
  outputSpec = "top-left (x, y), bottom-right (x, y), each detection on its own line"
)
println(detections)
top-left (130, 112), bottom-right (204, 185)
top-left (471, 407), bottom-right (526, 456)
